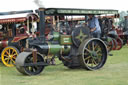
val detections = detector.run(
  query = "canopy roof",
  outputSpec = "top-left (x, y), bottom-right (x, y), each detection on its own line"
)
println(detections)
top-left (0, 10), bottom-right (33, 16)
top-left (44, 8), bottom-right (118, 15)
top-left (0, 13), bottom-right (29, 24)
top-left (0, 10), bottom-right (38, 24)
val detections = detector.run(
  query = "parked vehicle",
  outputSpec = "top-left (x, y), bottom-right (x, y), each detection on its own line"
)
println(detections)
top-left (0, 10), bottom-right (39, 67)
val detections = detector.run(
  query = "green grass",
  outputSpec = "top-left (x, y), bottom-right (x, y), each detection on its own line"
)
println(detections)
top-left (0, 46), bottom-right (128, 85)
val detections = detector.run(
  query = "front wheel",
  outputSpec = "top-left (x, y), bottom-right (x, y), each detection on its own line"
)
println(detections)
top-left (15, 52), bottom-right (45, 75)
top-left (1, 46), bottom-right (19, 67)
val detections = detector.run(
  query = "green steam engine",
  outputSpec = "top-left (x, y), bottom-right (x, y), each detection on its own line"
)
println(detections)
top-left (15, 8), bottom-right (118, 75)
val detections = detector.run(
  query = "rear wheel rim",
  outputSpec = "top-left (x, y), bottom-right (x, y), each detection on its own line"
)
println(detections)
top-left (80, 39), bottom-right (107, 70)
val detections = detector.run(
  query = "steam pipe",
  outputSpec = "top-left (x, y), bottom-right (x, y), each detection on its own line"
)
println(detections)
top-left (38, 8), bottom-right (46, 43)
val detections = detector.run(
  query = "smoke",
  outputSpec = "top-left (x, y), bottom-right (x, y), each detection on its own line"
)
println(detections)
top-left (34, 0), bottom-right (44, 8)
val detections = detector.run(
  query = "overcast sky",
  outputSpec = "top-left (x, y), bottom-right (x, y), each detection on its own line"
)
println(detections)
top-left (0, 0), bottom-right (127, 12)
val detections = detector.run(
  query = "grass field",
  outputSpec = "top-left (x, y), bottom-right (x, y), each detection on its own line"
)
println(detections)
top-left (0, 46), bottom-right (128, 85)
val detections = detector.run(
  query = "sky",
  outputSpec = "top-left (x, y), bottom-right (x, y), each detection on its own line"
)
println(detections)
top-left (0, 0), bottom-right (127, 12)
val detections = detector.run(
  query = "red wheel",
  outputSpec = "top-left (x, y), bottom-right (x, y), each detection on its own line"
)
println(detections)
top-left (116, 37), bottom-right (123, 50)
top-left (127, 40), bottom-right (128, 46)
top-left (112, 38), bottom-right (117, 50)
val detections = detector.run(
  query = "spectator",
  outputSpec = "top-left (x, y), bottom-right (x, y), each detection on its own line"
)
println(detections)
top-left (124, 16), bottom-right (128, 32)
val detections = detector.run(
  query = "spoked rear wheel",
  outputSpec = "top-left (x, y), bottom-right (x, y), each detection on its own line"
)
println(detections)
top-left (78, 38), bottom-right (107, 70)
top-left (127, 40), bottom-right (128, 46)
top-left (16, 52), bottom-right (45, 75)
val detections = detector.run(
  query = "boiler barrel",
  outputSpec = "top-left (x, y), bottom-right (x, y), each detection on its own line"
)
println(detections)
top-left (37, 44), bottom-right (71, 55)
top-left (48, 44), bottom-right (71, 55)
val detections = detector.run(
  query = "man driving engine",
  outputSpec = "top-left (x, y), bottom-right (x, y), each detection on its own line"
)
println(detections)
top-left (88, 15), bottom-right (101, 38)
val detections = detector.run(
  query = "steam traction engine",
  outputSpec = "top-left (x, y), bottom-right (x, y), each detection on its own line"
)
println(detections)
top-left (15, 8), bottom-right (118, 75)
top-left (0, 10), bottom-right (39, 67)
